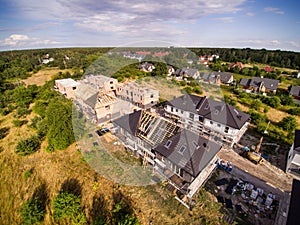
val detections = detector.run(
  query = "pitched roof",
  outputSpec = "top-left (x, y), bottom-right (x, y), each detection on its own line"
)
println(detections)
top-left (250, 77), bottom-right (279, 91)
top-left (155, 129), bottom-right (222, 177)
top-left (212, 72), bottom-right (233, 83)
top-left (113, 110), bottom-right (179, 146)
top-left (113, 110), bottom-right (142, 135)
top-left (290, 86), bottom-right (300, 97)
top-left (240, 78), bottom-right (251, 86)
top-left (202, 72), bottom-right (233, 83)
top-left (75, 84), bottom-right (99, 108)
top-left (167, 94), bottom-right (250, 129)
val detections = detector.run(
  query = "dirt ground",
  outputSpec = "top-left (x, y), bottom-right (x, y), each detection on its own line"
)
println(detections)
top-left (205, 169), bottom-right (281, 225)
top-left (217, 148), bottom-right (292, 192)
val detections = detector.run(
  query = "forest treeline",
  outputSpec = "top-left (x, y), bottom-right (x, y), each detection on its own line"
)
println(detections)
top-left (0, 47), bottom-right (299, 82)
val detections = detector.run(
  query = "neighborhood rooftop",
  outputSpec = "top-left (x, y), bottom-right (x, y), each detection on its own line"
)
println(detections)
top-left (155, 129), bottom-right (222, 177)
top-left (290, 86), bottom-right (300, 97)
top-left (168, 94), bottom-right (250, 129)
top-left (240, 77), bottom-right (279, 91)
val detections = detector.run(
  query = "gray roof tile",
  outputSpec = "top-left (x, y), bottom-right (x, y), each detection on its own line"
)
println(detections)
top-left (155, 129), bottom-right (221, 177)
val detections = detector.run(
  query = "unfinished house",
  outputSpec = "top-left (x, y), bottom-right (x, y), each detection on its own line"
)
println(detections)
top-left (112, 110), bottom-right (221, 197)
top-left (74, 84), bottom-right (117, 124)
top-left (239, 77), bottom-right (279, 94)
top-left (81, 74), bottom-right (118, 92)
top-left (54, 78), bottom-right (80, 99)
top-left (154, 129), bottom-right (221, 197)
top-left (113, 110), bottom-right (179, 166)
top-left (286, 130), bottom-right (300, 180)
top-left (116, 82), bottom-right (159, 108)
top-left (164, 94), bottom-right (250, 147)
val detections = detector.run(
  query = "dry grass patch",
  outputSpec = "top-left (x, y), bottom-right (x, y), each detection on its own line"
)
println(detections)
top-left (267, 108), bottom-right (300, 128)
top-left (23, 67), bottom-right (73, 86)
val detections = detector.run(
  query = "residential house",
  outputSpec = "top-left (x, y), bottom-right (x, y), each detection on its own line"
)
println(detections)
top-left (116, 82), bottom-right (159, 108)
top-left (54, 78), bottom-right (80, 99)
top-left (174, 68), bottom-right (200, 80)
top-left (74, 84), bottom-right (118, 124)
top-left (290, 86), bottom-right (300, 102)
top-left (94, 92), bottom-right (118, 123)
top-left (113, 110), bottom-right (179, 166)
top-left (202, 72), bottom-right (234, 85)
top-left (154, 129), bottom-right (222, 197)
top-left (153, 52), bottom-right (169, 57)
top-left (81, 74), bottom-right (118, 92)
top-left (74, 84), bottom-right (99, 123)
top-left (112, 110), bottom-right (222, 197)
top-left (138, 62), bottom-right (155, 72)
top-left (239, 77), bottom-right (279, 94)
top-left (229, 62), bottom-right (243, 70)
top-left (263, 66), bottom-right (273, 73)
top-left (123, 53), bottom-right (145, 61)
top-left (164, 94), bottom-right (250, 147)
top-left (167, 66), bottom-right (175, 76)
top-left (286, 130), bottom-right (300, 180)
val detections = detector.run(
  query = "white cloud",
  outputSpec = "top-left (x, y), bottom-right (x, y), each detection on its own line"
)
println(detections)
top-left (285, 41), bottom-right (299, 48)
top-left (10, 0), bottom-right (245, 33)
top-left (264, 7), bottom-right (284, 15)
top-left (213, 17), bottom-right (234, 23)
top-left (0, 34), bottom-right (61, 48)
top-left (246, 12), bottom-right (255, 17)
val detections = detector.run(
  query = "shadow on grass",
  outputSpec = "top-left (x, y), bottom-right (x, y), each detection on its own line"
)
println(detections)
top-left (32, 182), bottom-right (49, 211)
top-left (90, 194), bottom-right (109, 225)
top-left (60, 178), bottom-right (82, 196)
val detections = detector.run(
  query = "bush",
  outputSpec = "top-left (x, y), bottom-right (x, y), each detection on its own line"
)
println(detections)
top-left (0, 127), bottom-right (9, 140)
top-left (21, 198), bottom-right (45, 225)
top-left (23, 169), bottom-right (33, 179)
top-left (12, 119), bottom-right (28, 127)
top-left (193, 86), bottom-right (203, 95)
top-left (53, 192), bottom-right (86, 224)
top-left (288, 107), bottom-right (300, 116)
top-left (278, 116), bottom-right (297, 132)
top-left (261, 96), bottom-right (281, 108)
top-left (17, 106), bottom-right (31, 117)
top-left (182, 86), bottom-right (192, 94)
top-left (251, 99), bottom-right (262, 111)
top-left (15, 135), bottom-right (41, 156)
top-left (112, 200), bottom-right (140, 225)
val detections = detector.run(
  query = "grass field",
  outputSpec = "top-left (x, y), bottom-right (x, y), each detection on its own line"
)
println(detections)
top-left (23, 67), bottom-right (74, 86)
top-left (0, 109), bottom-right (226, 224)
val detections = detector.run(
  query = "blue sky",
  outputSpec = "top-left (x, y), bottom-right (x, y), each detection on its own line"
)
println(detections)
top-left (0, 0), bottom-right (299, 52)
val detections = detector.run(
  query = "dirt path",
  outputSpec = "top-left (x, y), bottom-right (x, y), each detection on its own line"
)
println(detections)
top-left (218, 148), bottom-right (293, 192)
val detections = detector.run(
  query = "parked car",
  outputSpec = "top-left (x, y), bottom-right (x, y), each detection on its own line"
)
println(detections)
top-left (96, 128), bottom-right (110, 136)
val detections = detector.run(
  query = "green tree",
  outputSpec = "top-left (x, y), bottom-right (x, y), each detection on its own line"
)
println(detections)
top-left (278, 116), bottom-right (297, 132)
top-left (45, 99), bottom-right (75, 150)
top-left (21, 198), bottom-right (45, 225)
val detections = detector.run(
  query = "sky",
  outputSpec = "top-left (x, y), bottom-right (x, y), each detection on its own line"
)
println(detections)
top-left (0, 0), bottom-right (299, 52)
